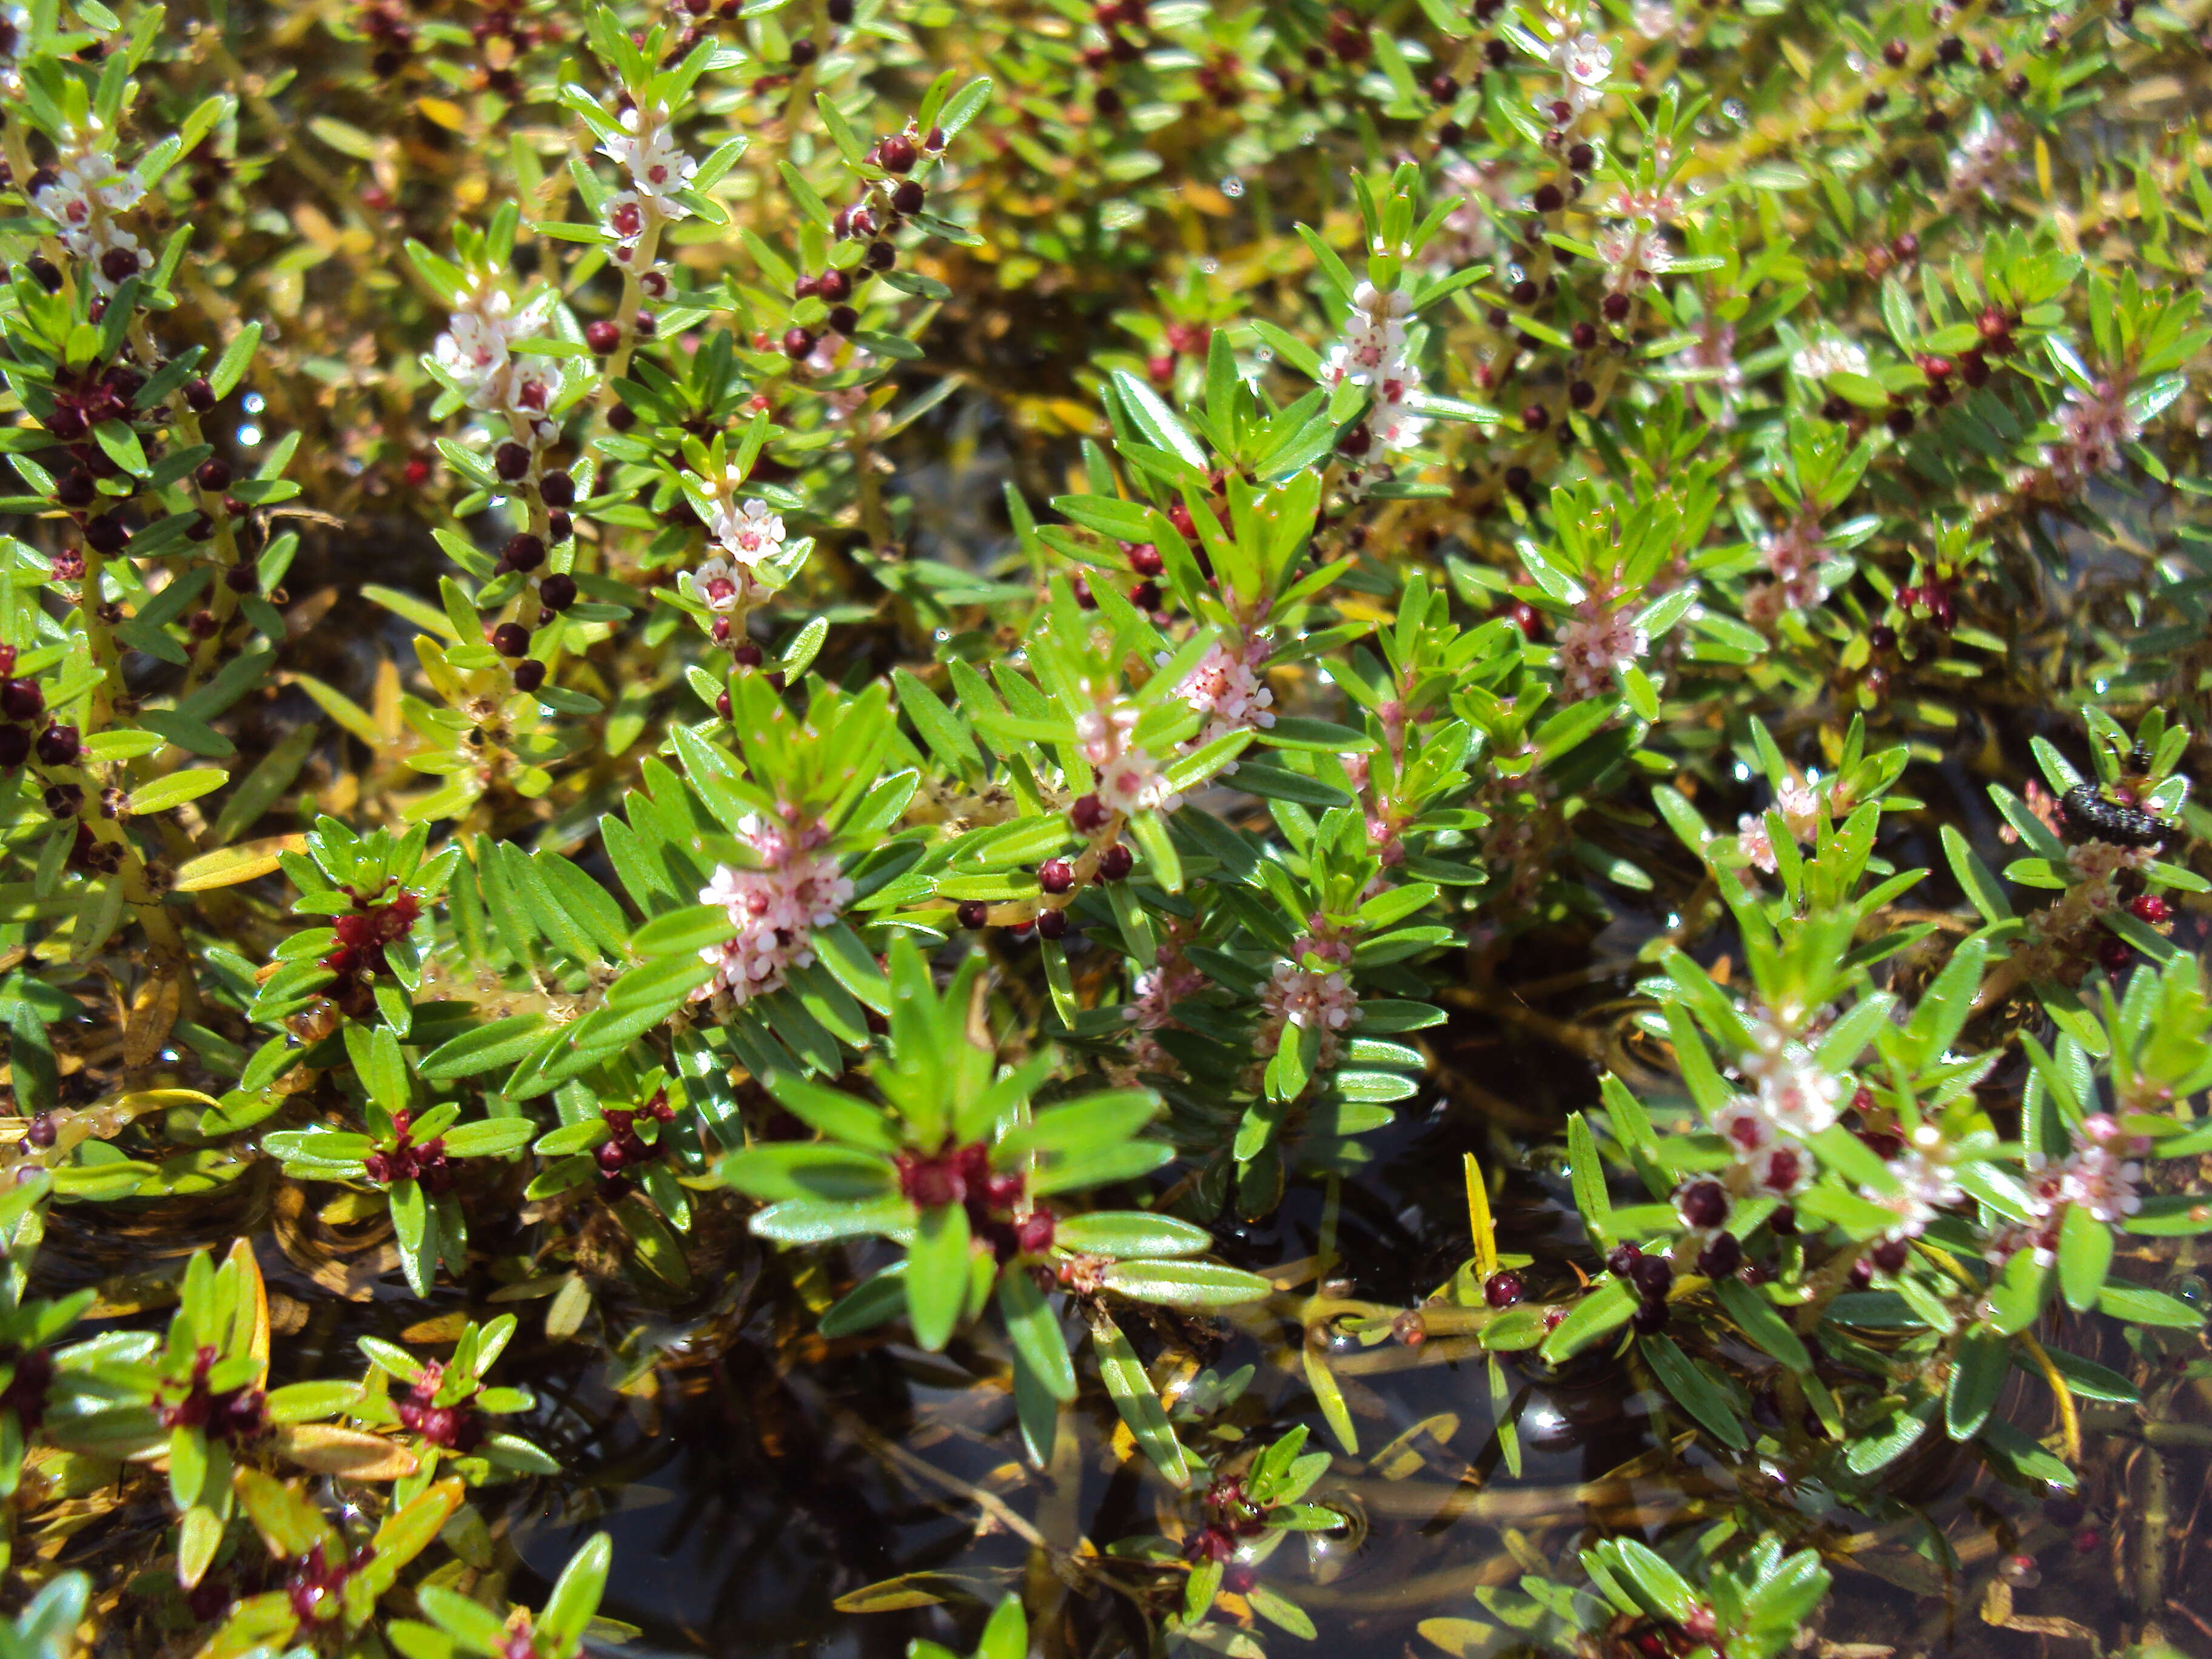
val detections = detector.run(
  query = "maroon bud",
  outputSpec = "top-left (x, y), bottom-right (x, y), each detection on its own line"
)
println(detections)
top-left (27, 256), bottom-right (61, 293)
top-left (783, 327), bottom-right (816, 359)
top-left (1936, 35), bottom-right (1963, 62)
top-left (196, 458), bottom-right (232, 492)
top-left (1630, 1298), bottom-right (1670, 1335)
top-left (1885, 407), bottom-right (1915, 437)
top-left (25, 1113), bottom-right (55, 1148)
top-left (1570, 321), bottom-right (1598, 350)
top-left (1483, 38), bottom-right (1508, 65)
top-left (957, 900), bottom-right (990, 929)
top-left (1567, 142), bottom-right (1594, 171)
top-left (494, 442), bottom-right (531, 481)
top-left (634, 311), bottom-right (658, 338)
top-left (608, 406), bottom-right (637, 432)
top-left (83, 516), bottom-right (126, 554)
top-left (1532, 183), bottom-right (1563, 213)
top-left (1521, 404), bottom-right (1549, 432)
top-left (503, 533), bottom-right (545, 572)
top-left (827, 304), bottom-right (859, 335)
top-left (1890, 232), bottom-right (1920, 261)
top-left (33, 723), bottom-right (78, 767)
top-left (0, 726), bottom-right (25, 769)
top-left (0, 644), bottom-right (20, 676)
top-left (877, 134), bottom-right (917, 173)
top-left (491, 622), bottom-right (531, 657)
top-left (788, 36), bottom-right (817, 65)
top-left (1629, 1255), bottom-right (1674, 1299)
top-left (538, 573), bottom-right (577, 611)
top-left (1127, 543), bottom-right (1164, 577)
top-left (865, 240), bottom-right (895, 270)
top-left (1568, 378), bottom-right (1595, 408)
top-left (1882, 37), bottom-right (1908, 65)
top-left (1483, 1271), bottom-right (1524, 1308)
top-left (1098, 843), bottom-right (1134, 880)
top-left (513, 660), bottom-right (546, 692)
top-left (1036, 908), bottom-right (1068, 940)
top-left (98, 246), bottom-right (142, 286)
top-left (1768, 1204), bottom-right (1797, 1236)
top-left (891, 179), bottom-right (924, 216)
top-left (539, 471), bottom-right (575, 508)
top-left (1509, 278), bottom-right (1538, 306)
top-left (585, 320), bottom-right (622, 353)
top-left (1, 679), bottom-right (44, 721)
top-left (45, 407), bottom-right (85, 441)
top-left (2130, 894), bottom-right (2172, 925)
top-left (1696, 1232), bottom-right (1743, 1278)
top-left (1870, 1237), bottom-right (1911, 1274)
top-left (1601, 291), bottom-right (1631, 321)
top-left (827, 0), bottom-right (852, 20)
top-left (1678, 1180), bottom-right (1729, 1229)
top-left (224, 563), bottom-right (256, 592)
top-left (1039, 859), bottom-right (1075, 894)
top-left (548, 511), bottom-right (573, 541)
top-left (925, 126), bottom-right (945, 150)
top-left (1130, 580), bottom-right (1161, 611)
top-left (715, 691), bottom-right (732, 717)
top-left (2099, 936), bottom-right (2133, 974)
top-left (1071, 794), bottom-right (1110, 832)
top-left (1959, 349), bottom-right (1989, 387)
top-left (1605, 1241), bottom-right (1643, 1278)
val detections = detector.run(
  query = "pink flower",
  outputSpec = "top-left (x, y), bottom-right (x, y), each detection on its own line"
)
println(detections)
top-left (1177, 638), bottom-right (1276, 748)
top-left (1555, 600), bottom-right (1647, 701)
top-left (1256, 936), bottom-right (1360, 1068)
top-left (693, 817), bottom-right (852, 1007)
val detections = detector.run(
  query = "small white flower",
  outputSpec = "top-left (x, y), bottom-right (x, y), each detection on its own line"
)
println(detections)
top-left (712, 497), bottom-right (787, 567)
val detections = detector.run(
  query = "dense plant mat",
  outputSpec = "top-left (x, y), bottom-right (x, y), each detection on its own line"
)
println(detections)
top-left (0, 0), bottom-right (2207, 1655)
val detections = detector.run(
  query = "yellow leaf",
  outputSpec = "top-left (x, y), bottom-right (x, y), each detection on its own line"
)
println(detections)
top-left (415, 96), bottom-right (467, 132)
top-left (1463, 1151), bottom-right (1498, 1280)
top-left (271, 1424), bottom-right (420, 1480)
top-left (1418, 1619), bottom-right (1496, 1657)
top-left (174, 836), bottom-right (310, 893)
top-left (226, 1237), bottom-right (270, 1374)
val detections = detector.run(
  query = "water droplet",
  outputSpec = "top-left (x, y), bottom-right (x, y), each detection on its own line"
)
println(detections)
top-left (1255, 347), bottom-right (1273, 363)
top-left (1845, 52), bottom-right (1866, 72)
top-left (1199, 258), bottom-right (1219, 275)
top-left (243, 392), bottom-right (265, 414)
top-left (1721, 99), bottom-right (1746, 124)
top-left (236, 423), bottom-right (262, 446)
top-left (1220, 176), bottom-right (1244, 198)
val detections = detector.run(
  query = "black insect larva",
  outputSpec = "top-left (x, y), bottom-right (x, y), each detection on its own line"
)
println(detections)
top-left (2061, 782), bottom-right (2168, 850)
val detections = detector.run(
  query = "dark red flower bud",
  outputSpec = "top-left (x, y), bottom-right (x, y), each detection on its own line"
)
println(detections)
top-left (1605, 1241), bottom-right (1643, 1278)
top-left (513, 660), bottom-right (546, 692)
top-left (502, 533), bottom-right (545, 572)
top-left (957, 900), bottom-right (990, 929)
top-left (494, 442), bottom-right (531, 481)
top-left (865, 240), bottom-right (895, 270)
top-left (548, 511), bottom-right (572, 541)
top-left (491, 622), bottom-right (531, 657)
top-left (1098, 843), bottom-right (1134, 880)
top-left (1532, 183), bottom-right (1563, 213)
top-left (1678, 1180), bottom-right (1729, 1229)
top-left (1039, 859), bottom-right (1075, 894)
top-left (891, 179), bottom-right (924, 216)
top-left (877, 134), bottom-right (917, 173)
top-left (27, 256), bottom-right (61, 293)
top-left (538, 573), bottom-right (577, 611)
top-left (33, 724), bottom-right (78, 767)
top-left (1696, 1232), bottom-right (1742, 1278)
top-left (1071, 794), bottom-right (1110, 832)
top-left (788, 36), bottom-right (817, 65)
top-left (2130, 894), bottom-right (2172, 925)
top-left (225, 563), bottom-right (256, 592)
top-left (539, 471), bottom-right (575, 508)
top-left (1882, 37), bottom-right (1908, 65)
top-left (1630, 1297), bottom-right (1670, 1334)
top-left (83, 516), bottom-right (127, 554)
top-left (827, 304), bottom-right (858, 335)
top-left (1870, 1237), bottom-right (1911, 1273)
top-left (1601, 291), bottom-right (1631, 321)
top-left (44, 407), bottom-right (85, 441)
top-left (25, 1113), bottom-right (55, 1148)
top-left (1522, 403), bottom-right (1549, 432)
top-left (0, 726), bottom-right (25, 769)
top-left (783, 327), bottom-right (816, 359)
top-left (1, 679), bottom-right (44, 721)
top-left (99, 245), bottom-right (142, 285)
top-left (1036, 908), bottom-right (1068, 940)
top-left (585, 320), bottom-right (622, 353)
top-left (1483, 1270), bottom-right (1524, 1308)
top-left (1629, 1254), bottom-right (1674, 1299)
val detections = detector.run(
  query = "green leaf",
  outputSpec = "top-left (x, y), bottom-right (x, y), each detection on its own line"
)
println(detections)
top-left (1944, 1327), bottom-right (2007, 1441)
top-left (998, 1270), bottom-right (1076, 1402)
top-left (1712, 1278), bottom-right (1811, 1372)
top-left (1093, 1312), bottom-right (1190, 1486)
top-left (1564, 1111), bottom-right (1613, 1248)
top-left (1540, 1278), bottom-right (1635, 1362)
top-left (1641, 1335), bottom-right (1748, 1449)
top-left (904, 1203), bottom-right (973, 1350)
top-left (2056, 1203), bottom-right (2114, 1312)
top-left (1098, 1259), bottom-right (1272, 1308)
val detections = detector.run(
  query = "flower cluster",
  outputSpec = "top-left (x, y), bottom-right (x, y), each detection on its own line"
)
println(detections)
top-left (2042, 379), bottom-right (2140, 490)
top-left (32, 141), bottom-right (149, 292)
top-left (1078, 706), bottom-right (1181, 817)
top-left (1735, 777), bottom-right (1823, 877)
top-left (1321, 283), bottom-right (1426, 491)
top-left (1991, 1114), bottom-right (2150, 1266)
top-left (1553, 592), bottom-right (1647, 701)
top-left (695, 817), bottom-right (853, 1006)
top-left (1256, 930), bottom-right (1359, 1066)
top-left (434, 289), bottom-right (558, 434)
top-left (1176, 637), bottom-right (1276, 749)
top-left (1744, 512), bottom-right (1832, 624)
top-left (690, 497), bottom-right (789, 618)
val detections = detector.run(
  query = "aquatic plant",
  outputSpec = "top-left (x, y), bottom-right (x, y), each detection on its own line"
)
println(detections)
top-left (0, 0), bottom-right (2205, 1653)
